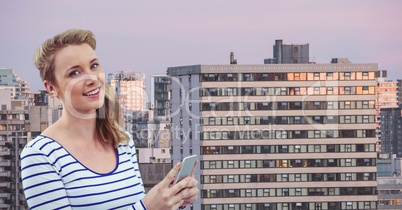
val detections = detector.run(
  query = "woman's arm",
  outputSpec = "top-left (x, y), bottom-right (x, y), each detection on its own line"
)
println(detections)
top-left (20, 147), bottom-right (72, 210)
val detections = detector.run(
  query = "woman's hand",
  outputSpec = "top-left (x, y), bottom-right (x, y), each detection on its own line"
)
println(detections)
top-left (142, 162), bottom-right (198, 210)
top-left (178, 160), bottom-right (199, 208)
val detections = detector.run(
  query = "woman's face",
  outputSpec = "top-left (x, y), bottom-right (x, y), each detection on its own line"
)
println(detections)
top-left (49, 44), bottom-right (105, 117)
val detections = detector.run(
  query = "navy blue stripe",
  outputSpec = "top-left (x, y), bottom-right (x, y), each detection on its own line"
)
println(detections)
top-left (22, 170), bottom-right (57, 181)
top-left (119, 151), bottom-right (127, 156)
top-left (65, 174), bottom-right (137, 190)
top-left (54, 204), bottom-right (72, 210)
top-left (71, 191), bottom-right (144, 207)
top-left (26, 187), bottom-right (65, 201)
top-left (67, 166), bottom-right (135, 182)
top-left (29, 136), bottom-right (46, 147)
top-left (61, 168), bottom-right (87, 178)
top-left (140, 200), bottom-right (146, 209)
top-left (51, 154), bottom-right (70, 165)
top-left (39, 141), bottom-right (54, 150)
top-left (23, 179), bottom-right (62, 191)
top-left (47, 146), bottom-right (63, 156)
top-left (21, 162), bottom-right (52, 171)
top-left (20, 153), bottom-right (45, 161)
top-left (68, 182), bottom-right (141, 198)
top-left (58, 161), bottom-right (79, 173)
top-left (30, 196), bottom-right (68, 209)
top-left (120, 159), bottom-right (130, 165)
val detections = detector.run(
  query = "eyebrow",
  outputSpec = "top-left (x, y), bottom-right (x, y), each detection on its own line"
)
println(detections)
top-left (65, 58), bottom-right (99, 72)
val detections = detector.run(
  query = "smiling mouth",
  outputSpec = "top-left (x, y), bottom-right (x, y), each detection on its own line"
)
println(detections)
top-left (83, 87), bottom-right (100, 96)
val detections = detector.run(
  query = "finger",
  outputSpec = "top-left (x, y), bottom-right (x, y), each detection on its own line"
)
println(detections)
top-left (190, 159), bottom-right (198, 177)
top-left (171, 176), bottom-right (192, 195)
top-left (170, 185), bottom-right (190, 209)
top-left (186, 177), bottom-right (199, 188)
top-left (173, 199), bottom-right (185, 210)
top-left (183, 185), bottom-right (199, 199)
top-left (162, 162), bottom-right (182, 187)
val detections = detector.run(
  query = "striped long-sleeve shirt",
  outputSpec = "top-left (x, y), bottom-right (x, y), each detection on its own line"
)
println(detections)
top-left (20, 135), bottom-right (147, 210)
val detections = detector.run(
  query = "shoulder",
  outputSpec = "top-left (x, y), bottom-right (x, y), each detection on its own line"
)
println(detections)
top-left (21, 135), bottom-right (60, 159)
top-left (117, 136), bottom-right (136, 151)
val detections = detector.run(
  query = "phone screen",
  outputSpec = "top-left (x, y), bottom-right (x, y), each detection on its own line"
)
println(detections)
top-left (173, 155), bottom-right (197, 185)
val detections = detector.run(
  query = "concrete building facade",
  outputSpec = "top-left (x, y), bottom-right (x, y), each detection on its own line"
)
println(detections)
top-left (151, 75), bottom-right (171, 121)
top-left (264, 40), bottom-right (310, 64)
top-left (379, 108), bottom-right (402, 158)
top-left (168, 61), bottom-right (378, 210)
top-left (375, 79), bottom-right (399, 152)
top-left (108, 71), bottom-right (146, 111)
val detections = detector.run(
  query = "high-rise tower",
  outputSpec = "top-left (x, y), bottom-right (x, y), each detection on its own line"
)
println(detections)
top-left (168, 60), bottom-right (378, 210)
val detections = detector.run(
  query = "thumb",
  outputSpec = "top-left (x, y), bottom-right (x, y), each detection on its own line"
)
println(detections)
top-left (162, 161), bottom-right (182, 187)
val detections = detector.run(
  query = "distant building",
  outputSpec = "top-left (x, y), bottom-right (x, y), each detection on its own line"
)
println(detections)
top-left (380, 108), bottom-right (402, 158)
top-left (0, 68), bottom-right (29, 99)
top-left (168, 60), bottom-right (378, 210)
top-left (377, 154), bottom-right (402, 209)
top-left (108, 71), bottom-right (146, 111)
top-left (375, 75), bottom-right (399, 152)
top-left (0, 69), bottom-right (60, 209)
top-left (264, 39), bottom-right (310, 64)
top-left (151, 75), bottom-right (171, 121)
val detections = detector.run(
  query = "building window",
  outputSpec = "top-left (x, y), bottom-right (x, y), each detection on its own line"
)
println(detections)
top-left (263, 189), bottom-right (270, 196)
top-left (296, 188), bottom-right (302, 196)
top-left (282, 174), bottom-right (289, 182)
top-left (210, 175), bottom-right (216, 183)
top-left (344, 72), bottom-right (351, 80)
top-left (346, 202), bottom-right (353, 209)
top-left (294, 145), bottom-right (301, 153)
top-left (228, 175), bottom-right (235, 183)
top-left (346, 173), bottom-right (352, 181)
top-left (283, 188), bottom-right (289, 196)
top-left (295, 173), bottom-right (301, 182)
top-left (327, 87), bottom-right (333, 94)
top-left (345, 144), bottom-right (352, 152)
top-left (346, 159), bottom-right (352, 167)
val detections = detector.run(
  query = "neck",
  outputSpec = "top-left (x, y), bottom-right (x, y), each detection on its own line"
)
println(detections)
top-left (59, 107), bottom-right (98, 144)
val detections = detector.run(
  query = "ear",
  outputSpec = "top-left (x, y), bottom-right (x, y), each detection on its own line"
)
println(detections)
top-left (44, 80), bottom-right (59, 98)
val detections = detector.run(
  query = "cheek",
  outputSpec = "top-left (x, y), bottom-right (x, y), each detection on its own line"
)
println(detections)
top-left (98, 72), bottom-right (106, 84)
top-left (61, 79), bottom-right (84, 100)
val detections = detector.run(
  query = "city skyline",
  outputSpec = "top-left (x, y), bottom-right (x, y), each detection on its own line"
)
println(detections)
top-left (1, 1), bottom-right (402, 94)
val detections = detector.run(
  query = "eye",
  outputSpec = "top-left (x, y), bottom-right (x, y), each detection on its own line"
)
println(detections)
top-left (69, 70), bottom-right (80, 77)
top-left (91, 63), bottom-right (99, 69)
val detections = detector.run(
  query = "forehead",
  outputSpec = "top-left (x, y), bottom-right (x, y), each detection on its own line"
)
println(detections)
top-left (53, 44), bottom-right (96, 72)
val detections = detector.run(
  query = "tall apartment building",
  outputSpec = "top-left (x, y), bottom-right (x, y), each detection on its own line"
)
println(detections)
top-left (168, 61), bottom-right (378, 210)
top-left (108, 71), bottom-right (146, 111)
top-left (379, 108), bottom-right (402, 158)
top-left (151, 75), bottom-right (171, 121)
top-left (264, 39), bottom-right (310, 64)
top-left (0, 68), bottom-right (29, 99)
top-left (375, 78), bottom-right (399, 152)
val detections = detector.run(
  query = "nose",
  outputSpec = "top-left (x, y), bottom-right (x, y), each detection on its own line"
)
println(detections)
top-left (83, 72), bottom-right (99, 86)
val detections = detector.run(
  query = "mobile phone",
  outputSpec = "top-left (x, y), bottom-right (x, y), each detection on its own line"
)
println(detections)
top-left (173, 155), bottom-right (198, 185)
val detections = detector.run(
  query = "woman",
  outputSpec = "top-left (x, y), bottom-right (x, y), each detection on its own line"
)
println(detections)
top-left (20, 29), bottom-right (198, 210)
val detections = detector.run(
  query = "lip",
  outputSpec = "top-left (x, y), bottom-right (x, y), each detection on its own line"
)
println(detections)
top-left (83, 86), bottom-right (101, 98)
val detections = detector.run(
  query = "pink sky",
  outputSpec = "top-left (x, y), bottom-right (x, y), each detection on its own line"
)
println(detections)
top-left (1, 0), bottom-right (401, 93)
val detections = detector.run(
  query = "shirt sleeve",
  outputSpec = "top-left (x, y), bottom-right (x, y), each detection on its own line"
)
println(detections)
top-left (127, 138), bottom-right (148, 210)
top-left (20, 146), bottom-right (73, 210)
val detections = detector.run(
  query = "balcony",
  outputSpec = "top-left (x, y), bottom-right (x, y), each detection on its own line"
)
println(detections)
top-left (0, 171), bottom-right (11, 177)
top-left (0, 183), bottom-right (10, 188)
top-left (0, 150), bottom-right (11, 156)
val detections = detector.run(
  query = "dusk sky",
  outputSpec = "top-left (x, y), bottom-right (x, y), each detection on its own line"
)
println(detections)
top-left (1, 1), bottom-right (402, 95)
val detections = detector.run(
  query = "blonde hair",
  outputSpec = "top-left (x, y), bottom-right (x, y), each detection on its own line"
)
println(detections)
top-left (33, 29), bottom-right (129, 147)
